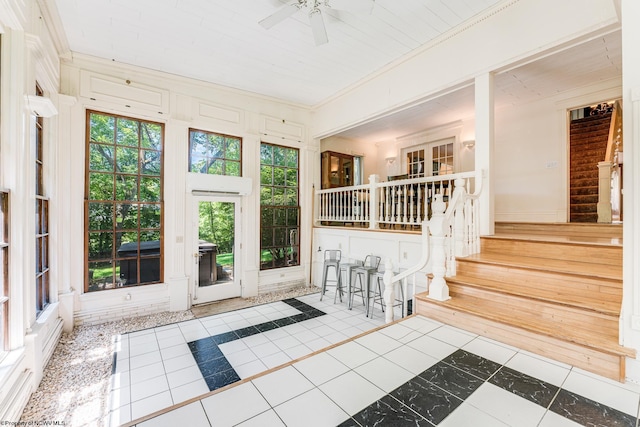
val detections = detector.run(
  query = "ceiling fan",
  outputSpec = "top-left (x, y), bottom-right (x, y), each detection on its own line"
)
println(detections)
top-left (259, 0), bottom-right (375, 46)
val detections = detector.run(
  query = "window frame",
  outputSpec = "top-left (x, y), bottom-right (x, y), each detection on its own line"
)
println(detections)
top-left (259, 142), bottom-right (300, 271)
top-left (84, 110), bottom-right (165, 292)
top-left (0, 190), bottom-right (9, 356)
top-left (188, 128), bottom-right (242, 176)
top-left (403, 138), bottom-right (455, 178)
top-left (35, 83), bottom-right (49, 316)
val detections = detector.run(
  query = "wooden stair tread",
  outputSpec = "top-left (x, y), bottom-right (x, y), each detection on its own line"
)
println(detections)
top-left (416, 292), bottom-right (634, 358)
top-left (447, 274), bottom-right (620, 316)
top-left (463, 252), bottom-right (620, 280)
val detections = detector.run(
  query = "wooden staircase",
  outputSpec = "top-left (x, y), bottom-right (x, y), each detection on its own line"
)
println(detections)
top-left (570, 113), bottom-right (612, 222)
top-left (416, 222), bottom-right (634, 382)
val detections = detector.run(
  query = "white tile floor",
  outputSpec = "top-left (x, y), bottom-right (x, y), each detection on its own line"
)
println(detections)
top-left (110, 293), bottom-right (394, 426)
top-left (110, 293), bottom-right (640, 427)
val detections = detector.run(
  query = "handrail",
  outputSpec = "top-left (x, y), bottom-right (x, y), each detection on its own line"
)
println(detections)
top-left (381, 220), bottom-right (430, 323)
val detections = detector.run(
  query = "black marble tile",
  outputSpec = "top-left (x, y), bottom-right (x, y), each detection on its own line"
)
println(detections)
top-left (204, 368), bottom-right (241, 392)
top-left (184, 298), bottom-right (328, 397)
top-left (391, 375), bottom-right (463, 425)
top-left (235, 325), bottom-right (260, 338)
top-left (187, 337), bottom-right (217, 353)
top-left (255, 321), bottom-right (279, 332)
top-left (273, 316), bottom-right (297, 327)
top-left (550, 389), bottom-right (637, 427)
top-left (282, 298), bottom-right (307, 308)
top-left (290, 313), bottom-right (314, 323)
top-left (211, 331), bottom-right (239, 345)
top-left (418, 361), bottom-right (484, 400)
top-left (306, 308), bottom-right (327, 318)
top-left (441, 349), bottom-right (501, 380)
top-left (198, 355), bottom-right (233, 378)
top-left (489, 366), bottom-right (559, 407)
top-left (336, 418), bottom-right (362, 427)
top-left (351, 395), bottom-right (431, 427)
top-left (192, 345), bottom-right (224, 365)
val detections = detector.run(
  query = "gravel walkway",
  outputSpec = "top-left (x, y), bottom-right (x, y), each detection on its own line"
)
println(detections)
top-left (19, 285), bottom-right (319, 427)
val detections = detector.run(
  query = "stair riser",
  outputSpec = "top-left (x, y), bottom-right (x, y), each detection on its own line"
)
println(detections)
top-left (415, 299), bottom-right (624, 381)
top-left (480, 239), bottom-right (622, 267)
top-left (494, 223), bottom-right (622, 238)
top-left (456, 260), bottom-right (622, 289)
top-left (447, 286), bottom-right (619, 337)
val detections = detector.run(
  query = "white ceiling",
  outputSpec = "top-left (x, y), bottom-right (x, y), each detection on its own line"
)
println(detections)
top-left (50, 0), bottom-right (621, 143)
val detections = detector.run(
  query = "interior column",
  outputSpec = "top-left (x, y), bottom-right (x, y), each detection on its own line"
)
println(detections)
top-left (475, 72), bottom-right (495, 236)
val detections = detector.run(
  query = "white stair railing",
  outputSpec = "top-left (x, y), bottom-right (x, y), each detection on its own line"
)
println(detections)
top-left (382, 170), bottom-right (483, 322)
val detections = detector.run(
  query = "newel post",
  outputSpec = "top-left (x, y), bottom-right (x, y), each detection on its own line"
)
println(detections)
top-left (368, 174), bottom-right (380, 229)
top-left (382, 258), bottom-right (396, 323)
top-left (428, 194), bottom-right (451, 301)
top-left (597, 161), bottom-right (613, 223)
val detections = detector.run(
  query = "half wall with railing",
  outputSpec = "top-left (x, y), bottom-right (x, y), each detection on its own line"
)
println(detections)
top-left (315, 171), bottom-right (483, 323)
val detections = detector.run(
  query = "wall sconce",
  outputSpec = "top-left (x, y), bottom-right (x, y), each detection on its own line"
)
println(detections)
top-left (462, 140), bottom-right (475, 149)
top-left (385, 156), bottom-right (396, 166)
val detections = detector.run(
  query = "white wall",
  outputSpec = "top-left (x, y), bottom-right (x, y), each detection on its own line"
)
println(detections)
top-left (0, 0), bottom-right (65, 421)
top-left (312, 0), bottom-right (619, 140)
top-left (494, 78), bottom-right (621, 222)
top-left (312, 227), bottom-right (429, 293)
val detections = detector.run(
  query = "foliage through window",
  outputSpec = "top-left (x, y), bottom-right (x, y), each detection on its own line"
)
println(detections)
top-left (260, 143), bottom-right (299, 270)
top-left (0, 191), bottom-right (8, 355)
top-left (85, 111), bottom-right (163, 291)
top-left (189, 129), bottom-right (241, 176)
top-left (35, 83), bottom-right (49, 316)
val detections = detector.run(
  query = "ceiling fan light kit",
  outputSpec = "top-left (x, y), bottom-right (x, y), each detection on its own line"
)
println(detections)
top-left (259, 0), bottom-right (374, 46)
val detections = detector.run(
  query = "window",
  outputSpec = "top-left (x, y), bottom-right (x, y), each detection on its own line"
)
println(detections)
top-left (432, 143), bottom-right (453, 176)
top-left (260, 143), bottom-right (299, 270)
top-left (404, 139), bottom-right (454, 178)
top-left (35, 83), bottom-right (49, 316)
top-left (189, 129), bottom-right (241, 176)
top-left (407, 149), bottom-right (425, 178)
top-left (85, 111), bottom-right (164, 291)
top-left (0, 191), bottom-right (8, 355)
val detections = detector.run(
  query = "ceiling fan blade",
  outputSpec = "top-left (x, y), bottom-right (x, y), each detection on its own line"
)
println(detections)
top-left (259, 1), bottom-right (301, 29)
top-left (328, 0), bottom-right (374, 14)
top-left (309, 8), bottom-right (328, 45)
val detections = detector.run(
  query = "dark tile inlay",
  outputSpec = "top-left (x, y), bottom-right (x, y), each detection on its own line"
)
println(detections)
top-left (550, 389), bottom-right (637, 427)
top-left (489, 366), bottom-right (559, 407)
top-left (211, 331), bottom-right (239, 345)
top-left (255, 321), bottom-right (279, 332)
top-left (235, 325), bottom-right (260, 338)
top-left (391, 375), bottom-right (463, 425)
top-left (188, 297), bottom-right (327, 391)
top-left (419, 361), bottom-right (484, 400)
top-left (351, 395), bottom-right (431, 427)
top-left (203, 368), bottom-right (241, 391)
top-left (187, 337), bottom-right (216, 353)
top-left (441, 349), bottom-right (501, 380)
top-left (336, 418), bottom-right (362, 427)
top-left (192, 345), bottom-right (224, 365)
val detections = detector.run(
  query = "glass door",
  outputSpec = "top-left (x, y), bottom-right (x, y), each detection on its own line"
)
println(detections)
top-left (192, 195), bottom-right (241, 304)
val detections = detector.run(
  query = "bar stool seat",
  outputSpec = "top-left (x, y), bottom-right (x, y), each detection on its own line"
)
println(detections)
top-left (320, 250), bottom-right (341, 301)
